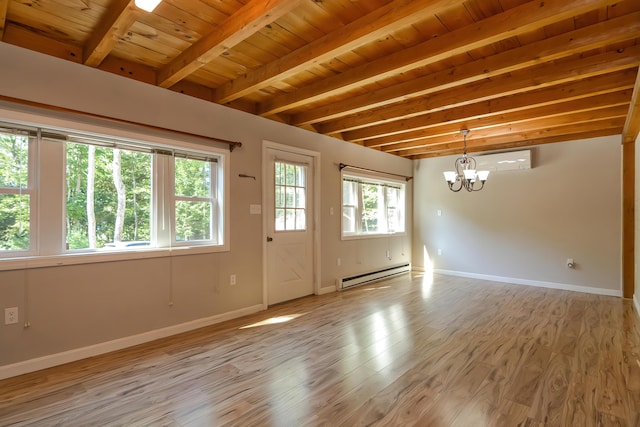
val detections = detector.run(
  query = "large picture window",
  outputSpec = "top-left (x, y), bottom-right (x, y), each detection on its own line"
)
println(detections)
top-left (0, 119), bottom-right (227, 265)
top-left (66, 142), bottom-right (152, 250)
top-left (342, 172), bottom-right (406, 238)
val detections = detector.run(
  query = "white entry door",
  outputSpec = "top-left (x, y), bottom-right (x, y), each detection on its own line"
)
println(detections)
top-left (265, 148), bottom-right (315, 305)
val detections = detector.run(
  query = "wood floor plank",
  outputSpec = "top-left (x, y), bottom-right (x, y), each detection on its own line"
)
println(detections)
top-left (0, 273), bottom-right (639, 426)
top-left (562, 372), bottom-right (598, 427)
top-left (528, 352), bottom-right (573, 424)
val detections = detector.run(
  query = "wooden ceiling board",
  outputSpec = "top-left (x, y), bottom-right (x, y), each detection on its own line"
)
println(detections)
top-left (345, 69), bottom-right (638, 142)
top-left (120, 20), bottom-right (191, 54)
top-left (193, 57), bottom-right (249, 82)
top-left (223, 39), bottom-right (281, 68)
top-left (434, 3), bottom-right (475, 32)
top-left (7, 0), bottom-right (98, 43)
top-left (497, 0), bottom-right (534, 11)
top-left (275, 12), bottom-right (328, 43)
top-left (197, 0), bottom-right (247, 16)
top-left (145, 2), bottom-right (218, 41)
top-left (379, 101), bottom-right (632, 153)
top-left (162, 0), bottom-right (233, 24)
top-left (2, 22), bottom-right (83, 61)
top-left (607, 0), bottom-right (640, 18)
top-left (1, 0), bottom-right (639, 156)
top-left (410, 13), bottom-right (450, 40)
top-left (310, 0), bottom-right (393, 26)
top-left (464, 0), bottom-right (505, 21)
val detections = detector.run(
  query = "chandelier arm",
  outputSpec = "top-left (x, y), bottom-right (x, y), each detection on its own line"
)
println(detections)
top-left (448, 177), bottom-right (463, 192)
top-left (471, 180), bottom-right (485, 191)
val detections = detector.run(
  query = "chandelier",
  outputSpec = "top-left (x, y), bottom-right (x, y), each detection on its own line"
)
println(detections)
top-left (443, 130), bottom-right (490, 192)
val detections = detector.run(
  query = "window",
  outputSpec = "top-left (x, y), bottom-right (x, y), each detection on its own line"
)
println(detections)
top-left (173, 157), bottom-right (216, 242)
top-left (274, 161), bottom-right (306, 231)
top-left (66, 142), bottom-right (152, 250)
top-left (0, 127), bottom-right (34, 252)
top-left (0, 119), bottom-right (227, 265)
top-left (342, 172), bottom-right (405, 238)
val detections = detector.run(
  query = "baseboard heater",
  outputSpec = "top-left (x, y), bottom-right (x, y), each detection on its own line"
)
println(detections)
top-left (337, 263), bottom-right (411, 290)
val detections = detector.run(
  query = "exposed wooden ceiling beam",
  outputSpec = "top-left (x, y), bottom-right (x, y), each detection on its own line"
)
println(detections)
top-left (399, 117), bottom-right (627, 157)
top-left (318, 45), bottom-right (640, 135)
top-left (213, 0), bottom-right (461, 104)
top-left (622, 68), bottom-right (640, 144)
top-left (291, 12), bottom-right (640, 125)
top-left (0, 0), bottom-right (9, 41)
top-left (2, 23), bottom-right (83, 63)
top-left (157, 0), bottom-right (302, 89)
top-left (344, 70), bottom-right (638, 142)
top-left (84, 0), bottom-right (142, 67)
top-left (258, 0), bottom-right (625, 117)
top-left (372, 90), bottom-right (632, 150)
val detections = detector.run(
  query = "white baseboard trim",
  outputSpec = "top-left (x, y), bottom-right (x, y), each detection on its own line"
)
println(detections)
top-left (0, 304), bottom-right (264, 381)
top-left (317, 285), bottom-right (336, 295)
top-left (634, 293), bottom-right (640, 318)
top-left (434, 269), bottom-right (622, 297)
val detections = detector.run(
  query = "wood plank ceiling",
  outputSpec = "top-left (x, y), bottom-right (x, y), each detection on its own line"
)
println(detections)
top-left (0, 0), bottom-right (639, 158)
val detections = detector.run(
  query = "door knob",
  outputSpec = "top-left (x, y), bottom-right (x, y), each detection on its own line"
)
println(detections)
top-left (266, 236), bottom-right (273, 242)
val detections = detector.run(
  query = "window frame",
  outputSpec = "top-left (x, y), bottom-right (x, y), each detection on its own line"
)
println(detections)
top-left (341, 169), bottom-right (407, 240)
top-left (0, 109), bottom-right (230, 271)
top-left (169, 155), bottom-right (220, 246)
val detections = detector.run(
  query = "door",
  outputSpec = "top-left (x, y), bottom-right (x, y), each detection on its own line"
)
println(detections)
top-left (265, 148), bottom-right (314, 305)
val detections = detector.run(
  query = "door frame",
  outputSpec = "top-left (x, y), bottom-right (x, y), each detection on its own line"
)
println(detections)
top-left (262, 141), bottom-right (321, 309)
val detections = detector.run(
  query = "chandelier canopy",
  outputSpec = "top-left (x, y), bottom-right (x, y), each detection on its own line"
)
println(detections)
top-left (443, 130), bottom-right (490, 192)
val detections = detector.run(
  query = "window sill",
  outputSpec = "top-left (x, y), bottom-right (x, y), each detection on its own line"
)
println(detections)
top-left (341, 232), bottom-right (407, 241)
top-left (0, 244), bottom-right (229, 272)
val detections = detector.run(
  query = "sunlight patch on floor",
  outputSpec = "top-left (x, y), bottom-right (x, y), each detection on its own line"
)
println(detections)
top-left (239, 313), bottom-right (306, 329)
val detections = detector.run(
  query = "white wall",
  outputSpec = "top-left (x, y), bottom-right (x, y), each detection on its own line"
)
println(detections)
top-left (413, 136), bottom-right (622, 295)
top-left (0, 43), bottom-right (412, 374)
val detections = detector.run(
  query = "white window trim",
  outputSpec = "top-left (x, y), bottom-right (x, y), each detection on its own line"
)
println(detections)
top-left (341, 168), bottom-right (407, 240)
top-left (0, 107), bottom-right (230, 271)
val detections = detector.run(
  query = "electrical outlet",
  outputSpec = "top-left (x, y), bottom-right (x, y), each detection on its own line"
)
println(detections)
top-left (5, 307), bottom-right (18, 325)
top-left (437, 248), bottom-right (442, 255)
top-left (337, 258), bottom-right (341, 266)
top-left (230, 274), bottom-right (237, 286)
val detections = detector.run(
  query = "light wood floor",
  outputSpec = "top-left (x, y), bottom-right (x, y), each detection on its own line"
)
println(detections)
top-left (1, 273), bottom-right (639, 426)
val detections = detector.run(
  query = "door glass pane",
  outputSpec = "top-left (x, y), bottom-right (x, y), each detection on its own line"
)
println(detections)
top-left (296, 165), bottom-right (305, 186)
top-left (296, 188), bottom-right (305, 208)
top-left (295, 209), bottom-right (305, 229)
top-left (275, 162), bottom-right (284, 185)
top-left (285, 209), bottom-right (295, 230)
top-left (275, 186), bottom-right (285, 208)
top-left (275, 208), bottom-right (285, 231)
top-left (285, 164), bottom-right (295, 185)
top-left (286, 187), bottom-right (295, 208)
top-left (274, 161), bottom-right (306, 231)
